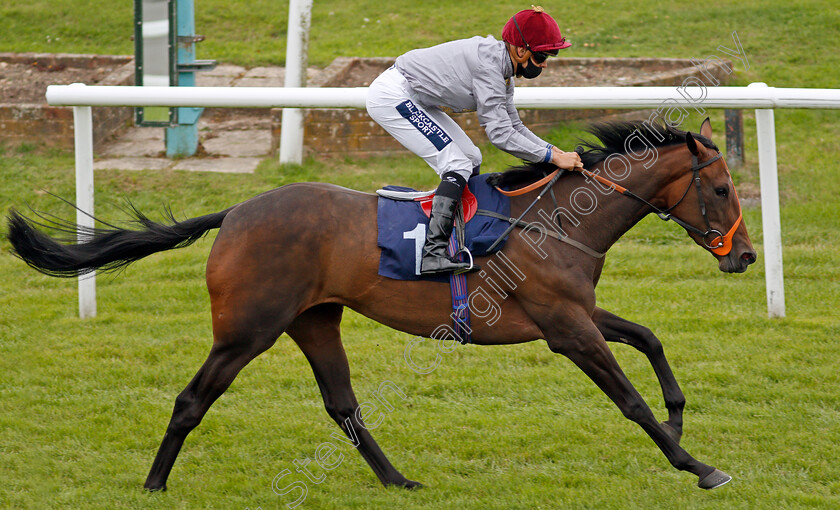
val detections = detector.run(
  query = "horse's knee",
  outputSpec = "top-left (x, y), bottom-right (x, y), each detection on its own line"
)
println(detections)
top-left (619, 397), bottom-right (651, 423)
top-left (167, 393), bottom-right (204, 434)
top-left (324, 401), bottom-right (356, 426)
top-left (637, 327), bottom-right (664, 357)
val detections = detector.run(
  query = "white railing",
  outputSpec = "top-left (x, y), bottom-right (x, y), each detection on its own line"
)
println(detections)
top-left (47, 83), bottom-right (840, 319)
top-left (46, 83), bottom-right (840, 109)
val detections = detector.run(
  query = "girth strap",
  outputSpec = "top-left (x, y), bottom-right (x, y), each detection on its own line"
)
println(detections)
top-left (447, 234), bottom-right (471, 344)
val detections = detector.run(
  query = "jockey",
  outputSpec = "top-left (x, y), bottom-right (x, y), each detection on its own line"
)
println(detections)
top-left (366, 6), bottom-right (583, 275)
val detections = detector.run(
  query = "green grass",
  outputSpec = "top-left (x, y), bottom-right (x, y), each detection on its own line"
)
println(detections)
top-left (2, 110), bottom-right (839, 509)
top-left (2, 1), bottom-right (840, 509)
top-left (2, 0), bottom-right (838, 87)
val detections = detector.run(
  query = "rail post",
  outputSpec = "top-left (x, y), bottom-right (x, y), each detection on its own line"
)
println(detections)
top-left (749, 82), bottom-right (785, 318)
top-left (278, 0), bottom-right (313, 164)
top-left (72, 98), bottom-right (96, 319)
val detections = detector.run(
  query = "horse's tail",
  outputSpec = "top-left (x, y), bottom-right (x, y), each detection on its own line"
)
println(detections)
top-left (6, 204), bottom-right (233, 278)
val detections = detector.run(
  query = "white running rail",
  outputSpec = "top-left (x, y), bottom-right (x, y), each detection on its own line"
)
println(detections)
top-left (47, 82), bottom-right (840, 318)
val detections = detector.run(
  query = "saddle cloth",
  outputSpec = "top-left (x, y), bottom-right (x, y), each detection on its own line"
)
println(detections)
top-left (376, 173), bottom-right (510, 281)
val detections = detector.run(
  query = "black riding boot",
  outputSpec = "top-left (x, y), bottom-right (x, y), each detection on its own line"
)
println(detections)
top-left (420, 195), bottom-right (473, 275)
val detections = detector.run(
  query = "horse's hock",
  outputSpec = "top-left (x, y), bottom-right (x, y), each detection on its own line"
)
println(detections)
top-left (271, 56), bottom-right (734, 158)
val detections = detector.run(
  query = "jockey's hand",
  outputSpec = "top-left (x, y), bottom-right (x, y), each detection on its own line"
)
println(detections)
top-left (550, 146), bottom-right (583, 170)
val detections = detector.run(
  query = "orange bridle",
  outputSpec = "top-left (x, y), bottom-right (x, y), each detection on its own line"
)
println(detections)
top-left (495, 151), bottom-right (743, 256)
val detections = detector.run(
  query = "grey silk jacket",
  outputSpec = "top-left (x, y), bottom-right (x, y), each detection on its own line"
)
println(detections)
top-left (394, 35), bottom-right (553, 163)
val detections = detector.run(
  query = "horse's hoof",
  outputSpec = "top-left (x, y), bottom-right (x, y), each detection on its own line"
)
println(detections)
top-left (403, 479), bottom-right (424, 490)
top-left (660, 421), bottom-right (682, 444)
top-left (388, 478), bottom-right (423, 490)
top-left (697, 468), bottom-right (732, 489)
top-left (144, 483), bottom-right (167, 492)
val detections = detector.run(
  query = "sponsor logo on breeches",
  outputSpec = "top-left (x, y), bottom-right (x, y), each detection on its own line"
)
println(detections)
top-left (396, 100), bottom-right (452, 151)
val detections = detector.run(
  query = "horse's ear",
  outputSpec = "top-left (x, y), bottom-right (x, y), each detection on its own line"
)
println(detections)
top-left (686, 131), bottom-right (700, 155)
top-left (700, 117), bottom-right (713, 139)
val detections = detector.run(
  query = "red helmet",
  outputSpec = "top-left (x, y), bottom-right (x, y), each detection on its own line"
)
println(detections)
top-left (502, 6), bottom-right (571, 52)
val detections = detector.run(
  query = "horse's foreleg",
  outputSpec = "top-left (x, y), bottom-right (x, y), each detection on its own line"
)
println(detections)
top-left (287, 304), bottom-right (421, 489)
top-left (592, 307), bottom-right (685, 443)
top-left (144, 336), bottom-right (277, 491)
top-left (545, 314), bottom-right (730, 489)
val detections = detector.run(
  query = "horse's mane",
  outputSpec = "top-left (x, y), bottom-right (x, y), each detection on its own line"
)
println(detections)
top-left (486, 120), bottom-right (719, 189)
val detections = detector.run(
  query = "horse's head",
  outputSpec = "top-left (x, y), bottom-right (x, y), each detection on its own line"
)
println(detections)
top-left (664, 119), bottom-right (756, 273)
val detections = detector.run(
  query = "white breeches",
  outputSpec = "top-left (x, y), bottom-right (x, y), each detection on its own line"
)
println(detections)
top-left (366, 67), bottom-right (481, 182)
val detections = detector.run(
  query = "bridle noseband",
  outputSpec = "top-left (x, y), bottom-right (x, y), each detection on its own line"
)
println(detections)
top-left (656, 152), bottom-right (742, 256)
top-left (570, 149), bottom-right (743, 256)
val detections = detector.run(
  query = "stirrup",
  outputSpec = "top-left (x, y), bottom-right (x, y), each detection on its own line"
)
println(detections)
top-left (452, 246), bottom-right (477, 275)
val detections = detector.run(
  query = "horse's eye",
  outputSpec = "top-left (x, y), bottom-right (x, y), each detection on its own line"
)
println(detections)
top-left (715, 186), bottom-right (729, 198)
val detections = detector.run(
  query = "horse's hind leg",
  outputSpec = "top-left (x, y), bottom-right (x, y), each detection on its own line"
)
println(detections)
top-left (592, 307), bottom-right (685, 443)
top-left (287, 304), bottom-right (421, 488)
top-left (144, 328), bottom-right (278, 491)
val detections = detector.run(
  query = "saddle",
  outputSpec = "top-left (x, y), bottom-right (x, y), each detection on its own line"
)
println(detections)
top-left (374, 175), bottom-right (511, 281)
top-left (376, 185), bottom-right (479, 222)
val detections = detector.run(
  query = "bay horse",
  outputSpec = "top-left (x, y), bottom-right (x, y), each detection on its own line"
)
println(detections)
top-left (6, 118), bottom-right (755, 492)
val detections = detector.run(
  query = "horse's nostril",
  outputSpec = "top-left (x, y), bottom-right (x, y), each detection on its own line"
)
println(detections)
top-left (741, 252), bottom-right (757, 265)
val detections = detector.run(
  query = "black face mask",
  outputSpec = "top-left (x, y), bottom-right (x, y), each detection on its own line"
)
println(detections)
top-left (516, 58), bottom-right (542, 79)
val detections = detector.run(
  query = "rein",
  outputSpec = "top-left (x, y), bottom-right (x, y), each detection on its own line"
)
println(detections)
top-left (489, 170), bottom-right (605, 258)
top-left (495, 169), bottom-right (560, 197)
top-left (477, 209), bottom-right (605, 258)
top-left (491, 150), bottom-right (743, 258)
top-left (486, 169), bottom-right (565, 253)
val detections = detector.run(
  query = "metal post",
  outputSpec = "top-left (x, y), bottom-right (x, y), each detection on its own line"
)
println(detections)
top-left (279, 0), bottom-right (313, 164)
top-left (166, 0), bottom-right (203, 157)
top-left (749, 82), bottom-right (785, 318)
top-left (72, 99), bottom-right (96, 319)
top-left (724, 108), bottom-right (744, 168)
